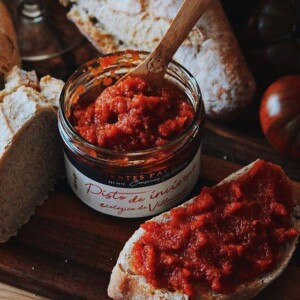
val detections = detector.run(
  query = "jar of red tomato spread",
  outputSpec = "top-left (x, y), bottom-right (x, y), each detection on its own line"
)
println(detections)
top-left (58, 50), bottom-right (205, 218)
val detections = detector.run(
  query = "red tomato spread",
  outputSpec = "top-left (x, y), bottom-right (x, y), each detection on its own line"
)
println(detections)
top-left (132, 161), bottom-right (298, 296)
top-left (70, 77), bottom-right (194, 151)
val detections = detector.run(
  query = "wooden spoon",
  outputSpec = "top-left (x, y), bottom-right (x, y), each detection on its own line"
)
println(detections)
top-left (121, 0), bottom-right (211, 83)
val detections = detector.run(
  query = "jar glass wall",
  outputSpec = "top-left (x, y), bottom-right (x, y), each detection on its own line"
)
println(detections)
top-left (58, 50), bottom-right (205, 218)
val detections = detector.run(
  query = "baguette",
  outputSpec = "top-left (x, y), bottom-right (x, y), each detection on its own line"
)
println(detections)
top-left (0, 66), bottom-right (64, 242)
top-left (60, 0), bottom-right (256, 120)
top-left (108, 160), bottom-right (299, 299)
top-left (0, 1), bottom-right (20, 80)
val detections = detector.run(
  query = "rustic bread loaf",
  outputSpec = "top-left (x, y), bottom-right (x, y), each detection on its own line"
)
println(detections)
top-left (108, 161), bottom-right (299, 299)
top-left (60, 0), bottom-right (256, 120)
top-left (0, 66), bottom-right (64, 242)
top-left (0, 1), bottom-right (20, 79)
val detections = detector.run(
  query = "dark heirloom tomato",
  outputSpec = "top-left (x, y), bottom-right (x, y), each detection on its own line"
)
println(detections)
top-left (220, 0), bottom-right (261, 24)
top-left (247, 0), bottom-right (300, 87)
top-left (260, 75), bottom-right (300, 161)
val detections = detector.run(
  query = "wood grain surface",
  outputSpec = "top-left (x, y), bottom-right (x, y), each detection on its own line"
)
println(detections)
top-left (0, 155), bottom-right (298, 300)
top-left (0, 282), bottom-right (46, 300)
top-left (1, 2), bottom-right (298, 299)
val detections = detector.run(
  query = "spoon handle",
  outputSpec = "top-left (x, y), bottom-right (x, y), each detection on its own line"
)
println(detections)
top-left (131, 0), bottom-right (211, 81)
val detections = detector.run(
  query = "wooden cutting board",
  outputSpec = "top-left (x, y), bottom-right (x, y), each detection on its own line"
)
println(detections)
top-left (0, 155), bottom-right (299, 300)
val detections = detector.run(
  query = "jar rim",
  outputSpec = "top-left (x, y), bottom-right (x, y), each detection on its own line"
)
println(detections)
top-left (59, 50), bottom-right (205, 158)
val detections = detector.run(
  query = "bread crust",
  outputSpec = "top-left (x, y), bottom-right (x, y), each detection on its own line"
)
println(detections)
top-left (0, 1), bottom-right (20, 78)
top-left (108, 161), bottom-right (300, 300)
top-left (60, 0), bottom-right (256, 120)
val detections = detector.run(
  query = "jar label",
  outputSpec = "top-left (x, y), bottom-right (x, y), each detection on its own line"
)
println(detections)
top-left (64, 147), bottom-right (201, 218)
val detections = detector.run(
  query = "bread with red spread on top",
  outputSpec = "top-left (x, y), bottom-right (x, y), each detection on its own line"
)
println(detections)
top-left (59, 0), bottom-right (256, 121)
top-left (108, 160), bottom-right (299, 299)
top-left (0, 66), bottom-right (64, 242)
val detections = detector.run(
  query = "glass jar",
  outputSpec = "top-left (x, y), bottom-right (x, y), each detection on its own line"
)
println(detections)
top-left (58, 50), bottom-right (205, 218)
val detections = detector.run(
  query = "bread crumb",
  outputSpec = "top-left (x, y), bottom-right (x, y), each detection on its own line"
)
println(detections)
top-left (293, 205), bottom-right (300, 218)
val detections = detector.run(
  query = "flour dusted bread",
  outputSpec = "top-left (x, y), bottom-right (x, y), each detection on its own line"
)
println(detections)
top-left (108, 161), bottom-right (299, 299)
top-left (60, 0), bottom-right (256, 120)
top-left (0, 1), bottom-right (20, 79)
top-left (0, 66), bottom-right (64, 242)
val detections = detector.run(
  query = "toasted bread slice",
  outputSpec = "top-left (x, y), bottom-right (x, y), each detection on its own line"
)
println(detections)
top-left (108, 161), bottom-right (299, 299)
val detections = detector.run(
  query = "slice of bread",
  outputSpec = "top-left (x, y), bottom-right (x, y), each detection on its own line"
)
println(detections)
top-left (60, 0), bottom-right (256, 120)
top-left (0, 67), bottom-right (64, 242)
top-left (0, 66), bottom-right (64, 106)
top-left (108, 161), bottom-right (299, 299)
